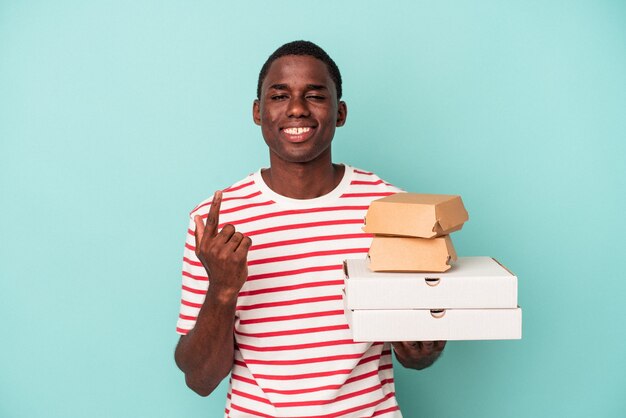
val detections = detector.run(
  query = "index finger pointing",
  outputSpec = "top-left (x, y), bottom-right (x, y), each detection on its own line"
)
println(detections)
top-left (204, 190), bottom-right (223, 238)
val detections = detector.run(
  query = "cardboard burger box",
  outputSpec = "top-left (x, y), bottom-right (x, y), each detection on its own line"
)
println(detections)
top-left (363, 193), bottom-right (469, 238)
top-left (368, 235), bottom-right (457, 272)
top-left (343, 257), bottom-right (522, 341)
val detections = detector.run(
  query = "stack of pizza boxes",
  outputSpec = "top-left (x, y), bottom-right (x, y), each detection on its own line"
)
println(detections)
top-left (343, 193), bottom-right (522, 342)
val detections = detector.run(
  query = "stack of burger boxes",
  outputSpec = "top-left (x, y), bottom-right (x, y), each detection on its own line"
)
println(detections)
top-left (343, 193), bottom-right (522, 342)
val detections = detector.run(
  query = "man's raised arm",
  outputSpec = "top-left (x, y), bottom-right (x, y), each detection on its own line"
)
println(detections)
top-left (174, 191), bottom-right (252, 396)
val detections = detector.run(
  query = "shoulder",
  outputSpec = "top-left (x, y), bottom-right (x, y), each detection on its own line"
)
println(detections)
top-left (347, 165), bottom-right (404, 194)
top-left (188, 172), bottom-right (258, 219)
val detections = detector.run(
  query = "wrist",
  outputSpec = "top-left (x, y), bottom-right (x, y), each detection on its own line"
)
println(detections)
top-left (206, 286), bottom-right (239, 306)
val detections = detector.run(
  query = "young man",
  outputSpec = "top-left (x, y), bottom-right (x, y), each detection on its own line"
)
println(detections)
top-left (174, 40), bottom-right (445, 417)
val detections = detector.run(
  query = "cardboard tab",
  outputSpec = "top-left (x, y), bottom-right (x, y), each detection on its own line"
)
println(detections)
top-left (363, 193), bottom-right (469, 238)
top-left (368, 235), bottom-right (457, 272)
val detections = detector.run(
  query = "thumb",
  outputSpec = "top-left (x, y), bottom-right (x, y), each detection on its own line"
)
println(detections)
top-left (194, 215), bottom-right (205, 247)
top-left (391, 342), bottom-right (407, 355)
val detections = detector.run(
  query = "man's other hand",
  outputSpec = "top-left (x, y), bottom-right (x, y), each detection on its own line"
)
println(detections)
top-left (391, 341), bottom-right (446, 370)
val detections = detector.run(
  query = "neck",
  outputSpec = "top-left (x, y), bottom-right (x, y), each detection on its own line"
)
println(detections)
top-left (262, 154), bottom-right (345, 199)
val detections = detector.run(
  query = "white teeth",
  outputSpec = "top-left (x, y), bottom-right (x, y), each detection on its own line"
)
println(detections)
top-left (284, 127), bottom-right (311, 135)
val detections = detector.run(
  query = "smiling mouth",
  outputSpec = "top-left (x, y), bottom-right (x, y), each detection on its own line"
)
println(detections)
top-left (282, 127), bottom-right (312, 135)
top-left (281, 126), bottom-right (315, 143)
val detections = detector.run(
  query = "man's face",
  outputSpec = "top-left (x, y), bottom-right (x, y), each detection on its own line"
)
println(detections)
top-left (253, 55), bottom-right (347, 165)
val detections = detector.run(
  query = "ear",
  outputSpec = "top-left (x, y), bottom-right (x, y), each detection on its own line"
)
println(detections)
top-left (336, 101), bottom-right (348, 127)
top-left (252, 99), bottom-right (261, 126)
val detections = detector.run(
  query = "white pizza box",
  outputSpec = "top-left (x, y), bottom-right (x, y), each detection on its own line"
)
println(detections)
top-left (344, 302), bottom-right (522, 342)
top-left (343, 257), bottom-right (518, 309)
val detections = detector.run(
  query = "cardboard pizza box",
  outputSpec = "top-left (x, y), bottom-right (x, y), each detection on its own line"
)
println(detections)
top-left (344, 302), bottom-right (522, 342)
top-left (343, 257), bottom-right (518, 309)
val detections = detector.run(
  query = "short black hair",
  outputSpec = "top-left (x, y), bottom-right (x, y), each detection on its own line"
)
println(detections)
top-left (257, 40), bottom-right (342, 100)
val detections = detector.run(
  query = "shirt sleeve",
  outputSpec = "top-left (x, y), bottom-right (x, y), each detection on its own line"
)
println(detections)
top-left (175, 214), bottom-right (209, 335)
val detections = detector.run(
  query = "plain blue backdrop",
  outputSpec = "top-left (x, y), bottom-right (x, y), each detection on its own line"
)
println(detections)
top-left (1, 1), bottom-right (625, 417)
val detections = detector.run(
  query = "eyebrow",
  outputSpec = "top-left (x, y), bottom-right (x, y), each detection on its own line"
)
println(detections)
top-left (268, 84), bottom-right (328, 91)
top-left (269, 84), bottom-right (289, 91)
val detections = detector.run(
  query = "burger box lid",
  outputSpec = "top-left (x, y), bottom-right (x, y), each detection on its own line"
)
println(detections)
top-left (344, 300), bottom-right (522, 342)
top-left (368, 235), bottom-right (457, 272)
top-left (362, 193), bottom-right (469, 238)
top-left (343, 256), bottom-right (518, 309)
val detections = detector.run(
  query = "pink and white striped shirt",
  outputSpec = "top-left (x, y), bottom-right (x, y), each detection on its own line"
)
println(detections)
top-left (177, 165), bottom-right (403, 417)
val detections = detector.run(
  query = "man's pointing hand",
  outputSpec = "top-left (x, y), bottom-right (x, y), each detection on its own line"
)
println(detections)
top-left (193, 190), bottom-right (252, 303)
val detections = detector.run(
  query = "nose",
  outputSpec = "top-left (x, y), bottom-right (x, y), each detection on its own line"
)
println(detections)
top-left (287, 95), bottom-right (310, 118)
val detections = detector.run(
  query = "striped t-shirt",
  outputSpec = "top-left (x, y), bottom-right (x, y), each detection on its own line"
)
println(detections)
top-left (177, 165), bottom-right (403, 418)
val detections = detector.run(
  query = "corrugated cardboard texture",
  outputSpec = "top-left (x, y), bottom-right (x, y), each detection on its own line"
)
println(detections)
top-left (368, 235), bottom-right (457, 272)
top-left (363, 193), bottom-right (469, 238)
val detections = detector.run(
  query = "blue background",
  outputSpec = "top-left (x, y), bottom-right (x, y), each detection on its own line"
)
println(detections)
top-left (1, 1), bottom-right (625, 417)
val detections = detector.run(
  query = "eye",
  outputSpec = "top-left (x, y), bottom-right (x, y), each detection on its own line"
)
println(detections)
top-left (270, 94), bottom-right (288, 101)
top-left (306, 95), bottom-right (326, 101)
